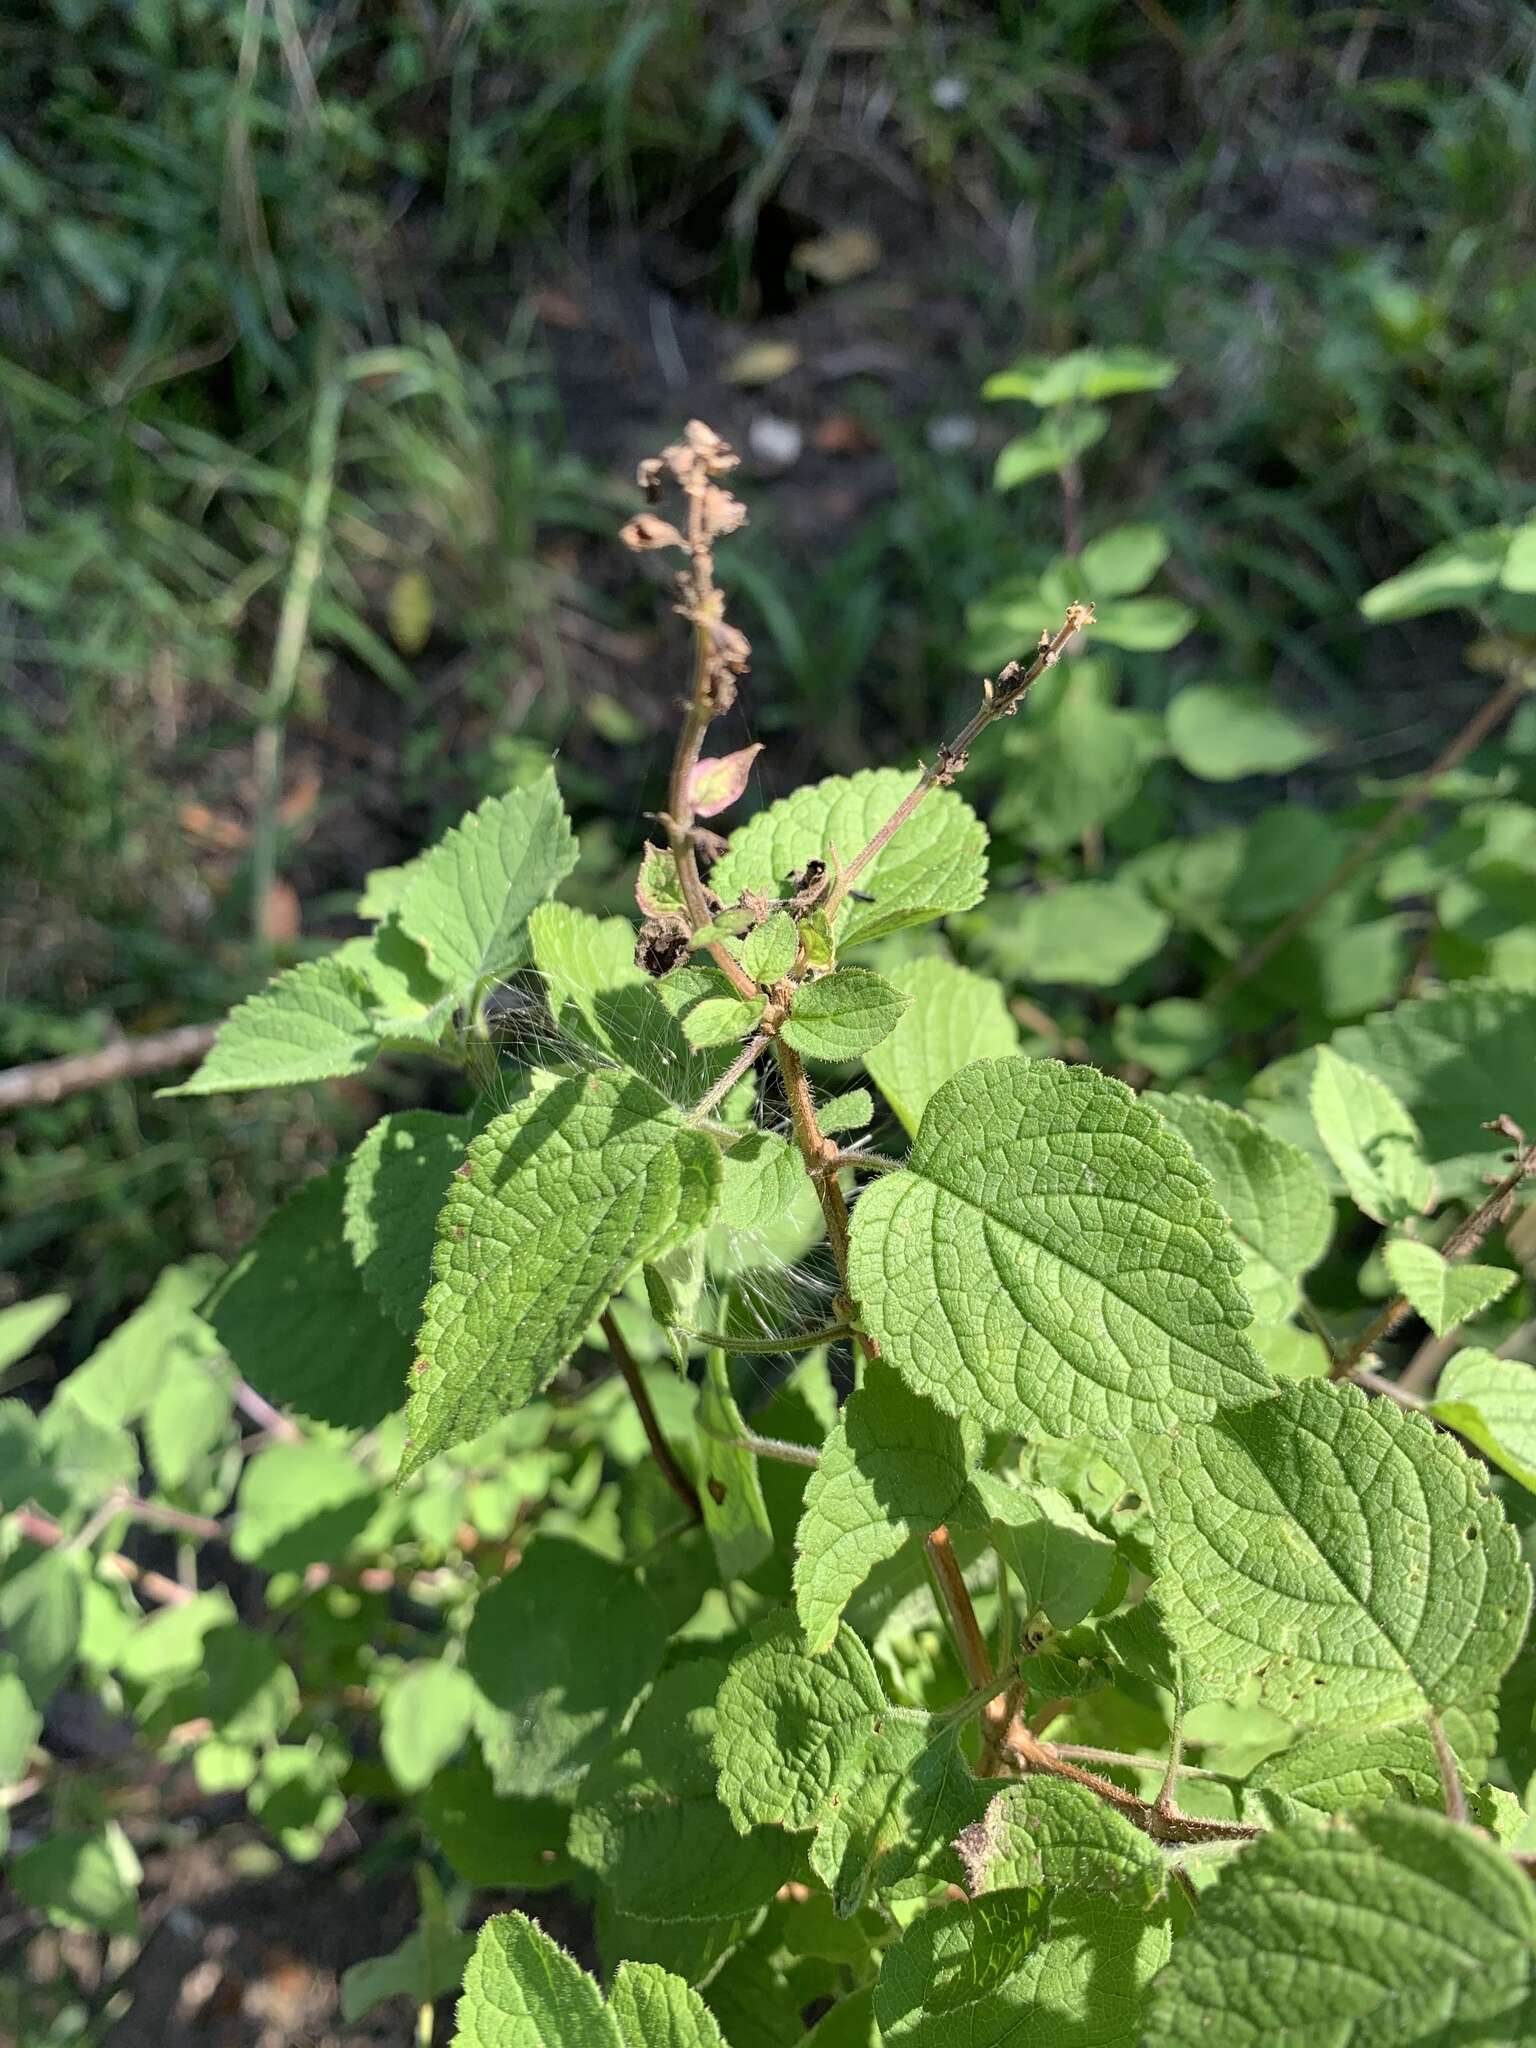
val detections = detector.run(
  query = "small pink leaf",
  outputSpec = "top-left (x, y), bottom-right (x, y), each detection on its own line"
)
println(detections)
top-left (690, 743), bottom-right (763, 819)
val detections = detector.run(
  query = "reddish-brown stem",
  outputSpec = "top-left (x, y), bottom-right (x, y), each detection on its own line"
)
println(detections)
top-left (1209, 670), bottom-right (1530, 1004)
top-left (14, 1506), bottom-right (193, 1608)
top-left (601, 1311), bottom-right (700, 1519)
top-left (923, 1524), bottom-right (995, 1694)
top-left (1003, 1723), bottom-right (1262, 1845)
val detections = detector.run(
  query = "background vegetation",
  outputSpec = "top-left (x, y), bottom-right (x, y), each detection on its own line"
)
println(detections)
top-left (4, 2), bottom-right (1536, 2041)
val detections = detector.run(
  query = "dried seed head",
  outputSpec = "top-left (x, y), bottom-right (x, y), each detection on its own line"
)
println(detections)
top-left (620, 511), bottom-right (687, 552)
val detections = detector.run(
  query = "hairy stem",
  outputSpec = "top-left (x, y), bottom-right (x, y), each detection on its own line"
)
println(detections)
top-left (923, 1524), bottom-right (995, 1694)
top-left (601, 1311), bottom-right (700, 1518)
top-left (1208, 669), bottom-right (1531, 1004)
top-left (1003, 1723), bottom-right (1262, 1845)
top-left (825, 603), bottom-right (1093, 921)
top-left (686, 1032), bottom-right (769, 1123)
top-left (674, 1319), bottom-right (854, 1356)
top-left (695, 1423), bottom-right (820, 1469)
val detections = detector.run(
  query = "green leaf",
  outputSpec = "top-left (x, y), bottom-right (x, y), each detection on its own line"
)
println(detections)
top-left (1247, 1707), bottom-right (1495, 1816)
top-left (1113, 999), bottom-right (1223, 1081)
top-left (145, 1347), bottom-right (232, 1493)
top-left (966, 882), bottom-right (1170, 987)
top-left (0, 1548), bottom-right (82, 1706)
top-left (863, 956), bottom-right (1018, 1137)
top-left (415, 1752), bottom-right (573, 1890)
top-left (983, 346), bottom-right (1178, 404)
top-left (1329, 983), bottom-right (1536, 1199)
top-left (808, 1715), bottom-right (982, 1915)
top-left (684, 994), bottom-right (766, 1049)
top-left (874, 1889), bottom-right (1170, 2048)
top-left (341, 1870), bottom-right (473, 2023)
top-left (953, 1779), bottom-right (1163, 1901)
top-left (609, 1963), bottom-right (728, 2048)
top-left (1309, 1044), bottom-right (1436, 1224)
top-left (1384, 1240), bottom-right (1516, 1337)
top-left (1432, 1350), bottom-right (1536, 1493)
top-left (570, 1657), bottom-right (794, 1922)
top-left (781, 967), bottom-right (909, 1062)
top-left (1079, 523), bottom-right (1170, 597)
top-left (465, 1538), bottom-right (667, 1798)
top-left (993, 407), bottom-right (1109, 488)
top-left (343, 1111), bottom-right (469, 1334)
top-left (1501, 518), bottom-right (1536, 594)
top-left (818, 1087), bottom-right (874, 1135)
top-left (697, 1351), bottom-right (775, 1582)
top-left (1147, 1093), bottom-right (1333, 1321)
top-left (532, 900), bottom-right (646, 1047)
top-left (232, 1441), bottom-right (380, 1572)
top-left (848, 1058), bottom-right (1271, 1440)
top-left (1089, 595), bottom-right (1196, 651)
top-left (1150, 1379), bottom-right (1530, 1728)
top-left (793, 1363), bottom-right (972, 1653)
top-left (741, 911), bottom-right (798, 987)
top-left (403, 1071), bottom-right (720, 1475)
top-left (398, 770), bottom-right (579, 993)
top-left (250, 1741), bottom-right (347, 1860)
top-left (1166, 682), bottom-right (1326, 781)
top-left (714, 1616), bottom-right (885, 1833)
top-left (59, 1258), bottom-right (221, 1428)
top-left (0, 1293), bottom-right (67, 1373)
top-left (162, 956), bottom-right (383, 1095)
top-left (1359, 526), bottom-right (1511, 621)
top-left (453, 1913), bottom-right (622, 2048)
top-left (710, 769), bottom-right (987, 949)
top-left (1145, 1809), bottom-right (1536, 2046)
top-left (994, 689), bottom-right (1166, 853)
top-left (207, 1167), bottom-right (412, 1431)
top-left (11, 1823), bottom-right (140, 1936)
top-left (381, 1662), bottom-right (480, 1793)
top-left (716, 1132), bottom-right (804, 1234)
top-left (972, 1477), bottom-right (1118, 1630)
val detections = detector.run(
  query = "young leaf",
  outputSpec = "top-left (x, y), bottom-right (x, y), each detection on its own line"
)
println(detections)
top-left (818, 1087), bottom-right (873, 1135)
top-left (983, 346), bottom-right (1178, 404)
top-left (683, 994), bottom-right (766, 1049)
top-left (953, 1780), bottom-right (1163, 1901)
top-left (1166, 682), bottom-right (1325, 781)
top-left (780, 967), bottom-right (910, 1062)
top-left (1144, 1810), bottom-right (1536, 2045)
top-left (863, 956), bottom-right (1018, 1137)
top-left (1359, 526), bottom-right (1511, 621)
top-left (1383, 1239), bottom-right (1516, 1337)
top-left (709, 768), bottom-right (987, 948)
top-left (1431, 1350), bottom-right (1536, 1492)
top-left (689, 743), bottom-right (763, 819)
top-left (715, 1132), bottom-right (804, 1233)
top-left (569, 1658), bottom-right (794, 1922)
top-left (343, 1110), bottom-right (468, 1335)
top-left (380, 1662), bottom-right (480, 1793)
top-left (403, 1071), bottom-right (720, 1476)
top-left (1147, 1092), bottom-right (1333, 1321)
top-left (453, 1911), bottom-right (622, 2048)
top-left (207, 1167), bottom-right (412, 1431)
top-left (0, 1294), bottom-right (68, 1373)
top-left (1309, 1044), bottom-right (1435, 1224)
top-left (993, 406), bottom-right (1109, 488)
top-left (697, 1351), bottom-right (775, 1583)
top-left (162, 956), bottom-right (383, 1096)
top-left (397, 770), bottom-right (578, 994)
top-left (465, 1538), bottom-right (667, 1798)
top-left (740, 910), bottom-right (797, 987)
top-left (1149, 1379), bottom-right (1530, 1729)
top-left (874, 1889), bottom-right (1170, 2048)
top-left (848, 1058), bottom-right (1272, 1441)
top-left (58, 1257), bottom-right (221, 1429)
top-left (793, 1364), bottom-right (973, 1653)
top-left (971, 1477), bottom-right (1118, 1631)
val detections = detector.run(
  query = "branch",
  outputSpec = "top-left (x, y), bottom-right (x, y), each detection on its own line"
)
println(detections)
top-left (923, 1524), bottom-right (995, 1694)
top-left (13, 1506), bottom-right (193, 1608)
top-left (825, 603), bottom-right (1094, 921)
top-left (0, 1024), bottom-right (217, 1112)
top-left (1208, 669), bottom-right (1531, 1004)
top-left (600, 1311), bottom-right (700, 1519)
top-left (672, 1318), bottom-right (854, 1356)
top-left (1002, 1722), bottom-right (1263, 1846)
top-left (696, 1421), bottom-right (821, 1469)
top-left (686, 1031), bottom-right (769, 1123)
